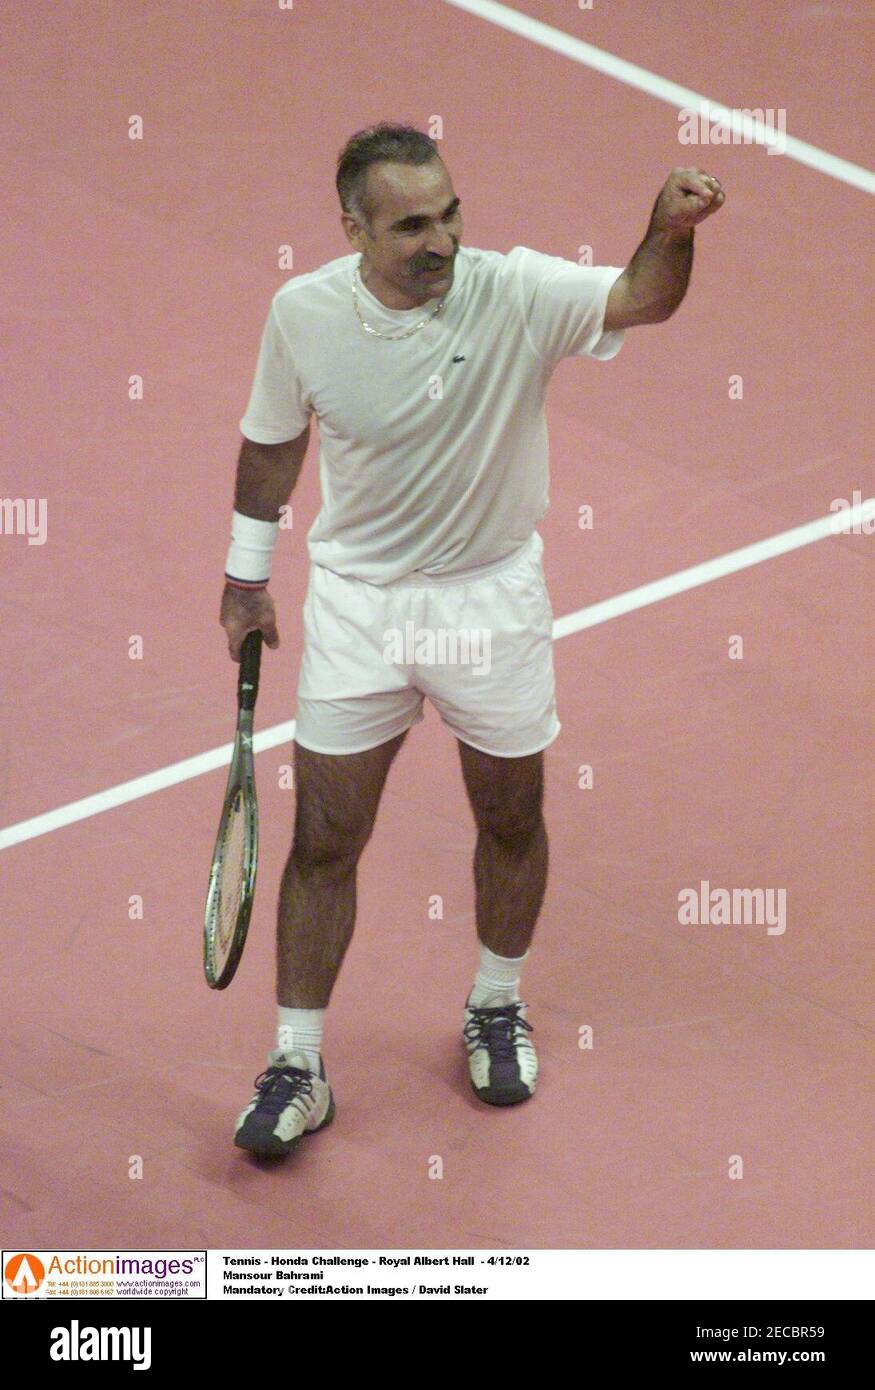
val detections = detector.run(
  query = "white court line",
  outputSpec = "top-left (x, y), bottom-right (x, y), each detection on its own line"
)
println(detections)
top-left (440, 0), bottom-right (875, 194)
top-left (0, 501), bottom-right (871, 852)
top-left (554, 500), bottom-right (875, 636)
top-left (0, 721), bottom-right (297, 853)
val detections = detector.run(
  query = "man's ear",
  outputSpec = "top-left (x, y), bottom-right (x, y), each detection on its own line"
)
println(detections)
top-left (340, 213), bottom-right (359, 248)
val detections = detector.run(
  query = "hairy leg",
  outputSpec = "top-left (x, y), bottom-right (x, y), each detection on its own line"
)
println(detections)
top-left (457, 741), bottom-right (548, 958)
top-left (277, 731), bottom-right (407, 1008)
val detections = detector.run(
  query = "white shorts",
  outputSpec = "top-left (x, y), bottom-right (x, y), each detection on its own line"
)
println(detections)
top-left (294, 530), bottom-right (560, 758)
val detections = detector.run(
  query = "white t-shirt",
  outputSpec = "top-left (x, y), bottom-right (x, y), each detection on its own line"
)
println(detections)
top-left (239, 245), bottom-right (626, 584)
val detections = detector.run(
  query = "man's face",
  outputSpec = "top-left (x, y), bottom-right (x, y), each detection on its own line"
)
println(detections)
top-left (343, 158), bottom-right (463, 308)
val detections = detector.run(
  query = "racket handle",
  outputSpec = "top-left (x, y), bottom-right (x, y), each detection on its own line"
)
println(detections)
top-left (238, 629), bottom-right (263, 710)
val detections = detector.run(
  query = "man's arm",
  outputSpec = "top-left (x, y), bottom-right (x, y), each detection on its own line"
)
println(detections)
top-left (234, 425), bottom-right (311, 519)
top-left (220, 425), bottom-right (311, 661)
top-left (604, 166), bottom-right (725, 331)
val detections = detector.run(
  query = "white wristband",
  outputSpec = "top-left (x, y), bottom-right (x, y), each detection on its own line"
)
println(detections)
top-left (225, 510), bottom-right (280, 587)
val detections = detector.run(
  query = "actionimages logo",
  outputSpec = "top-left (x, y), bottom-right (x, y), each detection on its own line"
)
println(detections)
top-left (50, 1320), bottom-right (152, 1371)
top-left (1, 1248), bottom-right (206, 1298)
top-left (4, 1252), bottom-right (45, 1295)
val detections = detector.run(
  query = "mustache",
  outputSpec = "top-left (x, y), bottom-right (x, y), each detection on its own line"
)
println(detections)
top-left (413, 243), bottom-right (459, 273)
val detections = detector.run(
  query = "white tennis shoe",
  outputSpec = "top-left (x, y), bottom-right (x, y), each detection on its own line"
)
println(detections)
top-left (463, 995), bottom-right (538, 1105)
top-left (235, 1049), bottom-right (335, 1157)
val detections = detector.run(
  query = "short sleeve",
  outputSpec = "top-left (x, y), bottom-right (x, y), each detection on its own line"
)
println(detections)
top-left (510, 247), bottom-right (626, 366)
top-left (239, 298), bottom-right (311, 443)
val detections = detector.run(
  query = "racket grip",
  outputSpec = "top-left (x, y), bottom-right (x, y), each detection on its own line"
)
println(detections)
top-left (238, 629), bottom-right (262, 710)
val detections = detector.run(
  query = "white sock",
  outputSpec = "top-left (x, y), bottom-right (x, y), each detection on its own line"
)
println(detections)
top-left (276, 1006), bottom-right (324, 1072)
top-left (468, 942), bottom-right (529, 1007)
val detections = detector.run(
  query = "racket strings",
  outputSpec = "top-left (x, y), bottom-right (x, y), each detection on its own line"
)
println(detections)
top-left (216, 800), bottom-right (247, 958)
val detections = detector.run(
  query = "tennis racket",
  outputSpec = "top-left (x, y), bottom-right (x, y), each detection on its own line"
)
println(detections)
top-left (203, 629), bottom-right (262, 989)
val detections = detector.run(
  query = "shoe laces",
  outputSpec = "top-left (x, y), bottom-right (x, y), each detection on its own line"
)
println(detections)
top-left (464, 1002), bottom-right (533, 1061)
top-left (252, 1064), bottom-right (314, 1116)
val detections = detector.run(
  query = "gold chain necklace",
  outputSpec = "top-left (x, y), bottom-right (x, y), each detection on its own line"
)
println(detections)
top-left (352, 262), bottom-right (445, 340)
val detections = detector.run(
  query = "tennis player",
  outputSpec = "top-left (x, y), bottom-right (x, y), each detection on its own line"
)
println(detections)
top-left (222, 124), bottom-right (724, 1158)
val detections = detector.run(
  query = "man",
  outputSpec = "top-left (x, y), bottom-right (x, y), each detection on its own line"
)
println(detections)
top-left (221, 123), bottom-right (724, 1159)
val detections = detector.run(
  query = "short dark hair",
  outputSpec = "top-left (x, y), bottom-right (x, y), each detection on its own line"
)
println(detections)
top-left (336, 123), bottom-right (441, 227)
